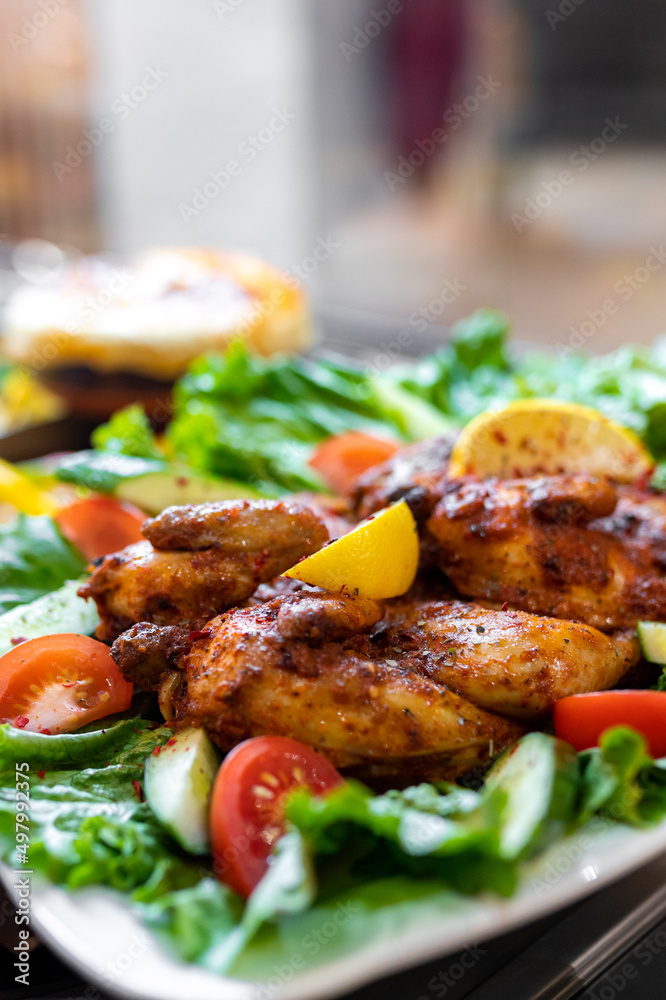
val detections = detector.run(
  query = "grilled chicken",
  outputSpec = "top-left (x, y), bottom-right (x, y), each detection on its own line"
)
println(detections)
top-left (353, 434), bottom-right (457, 521)
top-left (427, 475), bottom-right (666, 630)
top-left (79, 499), bottom-right (328, 642)
top-left (111, 590), bottom-right (637, 783)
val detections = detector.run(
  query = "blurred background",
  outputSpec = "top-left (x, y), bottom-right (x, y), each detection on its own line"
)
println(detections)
top-left (0, 0), bottom-right (665, 352)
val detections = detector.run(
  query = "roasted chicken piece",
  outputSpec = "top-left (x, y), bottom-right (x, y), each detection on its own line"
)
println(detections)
top-left (380, 596), bottom-right (638, 721)
top-left (353, 433), bottom-right (457, 521)
top-left (427, 475), bottom-right (666, 631)
top-left (112, 590), bottom-right (637, 784)
top-left (79, 499), bottom-right (328, 642)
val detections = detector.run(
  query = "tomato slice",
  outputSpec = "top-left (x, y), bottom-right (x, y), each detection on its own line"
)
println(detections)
top-left (210, 736), bottom-right (344, 897)
top-left (553, 690), bottom-right (666, 758)
top-left (55, 496), bottom-right (146, 561)
top-left (0, 633), bottom-right (133, 734)
top-left (309, 432), bottom-right (399, 496)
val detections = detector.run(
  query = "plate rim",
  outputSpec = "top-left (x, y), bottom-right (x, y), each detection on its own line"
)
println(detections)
top-left (4, 819), bottom-right (666, 1000)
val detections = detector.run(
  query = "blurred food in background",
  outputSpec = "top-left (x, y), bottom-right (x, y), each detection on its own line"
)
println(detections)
top-left (0, 364), bottom-right (64, 433)
top-left (0, 0), bottom-right (663, 441)
top-left (2, 246), bottom-right (311, 418)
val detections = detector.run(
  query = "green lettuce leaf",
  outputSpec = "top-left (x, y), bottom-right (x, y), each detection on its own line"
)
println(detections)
top-left (449, 309), bottom-right (511, 373)
top-left (0, 514), bottom-right (86, 613)
top-left (166, 342), bottom-right (414, 492)
top-left (159, 830), bottom-right (317, 973)
top-left (577, 726), bottom-right (666, 826)
top-left (91, 403), bottom-right (162, 458)
top-left (84, 311), bottom-right (666, 495)
top-left (56, 450), bottom-right (166, 493)
top-left (0, 718), bottom-right (205, 900)
top-left (3, 719), bottom-right (666, 980)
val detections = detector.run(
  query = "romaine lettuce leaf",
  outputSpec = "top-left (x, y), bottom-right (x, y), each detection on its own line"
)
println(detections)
top-left (0, 718), bottom-right (204, 900)
top-left (0, 514), bottom-right (86, 613)
top-left (56, 450), bottom-right (166, 493)
top-left (3, 716), bottom-right (666, 979)
top-left (91, 403), bottom-right (162, 458)
top-left (577, 726), bottom-right (666, 826)
top-left (83, 312), bottom-right (666, 496)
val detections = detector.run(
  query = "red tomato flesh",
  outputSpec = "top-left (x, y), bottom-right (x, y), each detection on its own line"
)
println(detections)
top-left (553, 690), bottom-right (666, 758)
top-left (309, 432), bottom-right (399, 496)
top-left (210, 736), bottom-right (344, 897)
top-left (0, 633), bottom-right (133, 734)
top-left (55, 496), bottom-right (146, 561)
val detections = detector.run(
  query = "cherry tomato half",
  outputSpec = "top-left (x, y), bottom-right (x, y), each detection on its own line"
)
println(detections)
top-left (309, 432), bottom-right (399, 496)
top-left (56, 496), bottom-right (146, 561)
top-left (210, 736), bottom-right (344, 897)
top-left (0, 633), bottom-right (133, 734)
top-left (553, 690), bottom-right (666, 758)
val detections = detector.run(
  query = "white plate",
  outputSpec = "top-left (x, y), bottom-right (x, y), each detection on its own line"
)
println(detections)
top-left (3, 818), bottom-right (666, 1000)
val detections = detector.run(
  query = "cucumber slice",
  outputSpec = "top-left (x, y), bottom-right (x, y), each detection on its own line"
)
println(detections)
top-left (116, 469), bottom-right (260, 516)
top-left (0, 579), bottom-right (99, 657)
top-left (144, 727), bottom-right (219, 854)
top-left (637, 621), bottom-right (666, 665)
top-left (485, 732), bottom-right (579, 860)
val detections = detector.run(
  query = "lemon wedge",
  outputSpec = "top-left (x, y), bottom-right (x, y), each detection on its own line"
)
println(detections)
top-left (448, 399), bottom-right (653, 483)
top-left (284, 500), bottom-right (419, 599)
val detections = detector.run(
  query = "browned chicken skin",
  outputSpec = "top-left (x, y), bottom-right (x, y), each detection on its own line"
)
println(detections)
top-left (90, 447), bottom-right (664, 784)
top-left (353, 434), bottom-right (457, 522)
top-left (111, 590), bottom-right (637, 783)
top-left (427, 475), bottom-right (666, 631)
top-left (79, 499), bottom-right (328, 642)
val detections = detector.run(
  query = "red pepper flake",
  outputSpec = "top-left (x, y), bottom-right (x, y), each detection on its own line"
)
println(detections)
top-left (253, 549), bottom-right (270, 573)
top-left (146, 720), bottom-right (161, 730)
top-left (15, 716), bottom-right (29, 729)
top-left (501, 601), bottom-right (508, 612)
top-left (151, 746), bottom-right (161, 756)
top-left (131, 779), bottom-right (143, 801)
top-left (62, 681), bottom-right (76, 688)
top-left (493, 429), bottom-right (508, 445)
top-left (41, 729), bottom-right (52, 736)
top-left (635, 469), bottom-right (652, 492)
top-left (165, 738), bottom-right (177, 747)
top-left (37, 770), bottom-right (45, 779)
top-left (176, 476), bottom-right (189, 487)
top-left (189, 629), bottom-right (212, 641)
top-left (10, 636), bottom-right (27, 646)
